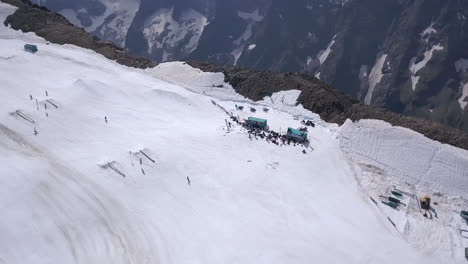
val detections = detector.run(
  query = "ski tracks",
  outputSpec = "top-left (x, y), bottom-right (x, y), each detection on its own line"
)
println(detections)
top-left (0, 123), bottom-right (161, 264)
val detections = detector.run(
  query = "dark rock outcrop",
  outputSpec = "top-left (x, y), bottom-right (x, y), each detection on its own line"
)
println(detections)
top-left (2, 0), bottom-right (157, 69)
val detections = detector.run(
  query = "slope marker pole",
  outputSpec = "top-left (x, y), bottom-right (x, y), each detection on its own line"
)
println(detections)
top-left (15, 110), bottom-right (35, 123)
top-left (46, 99), bottom-right (58, 108)
top-left (140, 150), bottom-right (155, 163)
top-left (108, 163), bottom-right (125, 177)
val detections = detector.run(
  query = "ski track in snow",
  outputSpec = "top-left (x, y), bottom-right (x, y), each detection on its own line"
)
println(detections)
top-left (1, 2), bottom-right (467, 263)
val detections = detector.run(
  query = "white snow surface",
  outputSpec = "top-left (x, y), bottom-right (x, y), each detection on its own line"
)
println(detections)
top-left (0, 3), bottom-right (466, 263)
top-left (258, 90), bottom-right (301, 107)
top-left (339, 120), bottom-right (468, 196)
top-left (365, 53), bottom-right (387, 105)
top-left (339, 120), bottom-right (468, 263)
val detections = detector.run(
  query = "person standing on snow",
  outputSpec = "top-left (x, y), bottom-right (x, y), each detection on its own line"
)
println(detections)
top-left (187, 176), bottom-right (191, 186)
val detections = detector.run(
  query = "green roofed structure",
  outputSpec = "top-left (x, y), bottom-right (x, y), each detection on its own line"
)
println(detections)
top-left (287, 127), bottom-right (308, 142)
top-left (246, 117), bottom-right (268, 130)
top-left (24, 44), bottom-right (38, 54)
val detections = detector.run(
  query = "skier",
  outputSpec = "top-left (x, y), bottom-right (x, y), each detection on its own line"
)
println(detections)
top-left (29, 94), bottom-right (33, 100)
top-left (34, 128), bottom-right (38, 136)
top-left (187, 176), bottom-right (191, 185)
top-left (104, 116), bottom-right (108, 123)
top-left (45, 91), bottom-right (48, 96)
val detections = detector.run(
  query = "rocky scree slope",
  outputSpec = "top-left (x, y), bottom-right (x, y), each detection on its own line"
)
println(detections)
top-left (2, 0), bottom-right (468, 151)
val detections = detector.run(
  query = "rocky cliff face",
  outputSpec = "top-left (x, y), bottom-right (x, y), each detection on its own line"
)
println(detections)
top-left (29, 0), bottom-right (468, 132)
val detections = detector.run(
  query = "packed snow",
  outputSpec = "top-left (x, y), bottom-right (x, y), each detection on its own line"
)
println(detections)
top-left (339, 119), bottom-right (468, 262)
top-left (365, 52), bottom-right (387, 105)
top-left (1, 2), bottom-right (468, 263)
top-left (317, 34), bottom-right (336, 65)
top-left (258, 90), bottom-right (302, 107)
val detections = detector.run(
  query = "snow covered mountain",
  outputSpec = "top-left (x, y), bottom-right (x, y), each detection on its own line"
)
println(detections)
top-left (29, 0), bottom-right (468, 133)
top-left (1, 1), bottom-right (468, 263)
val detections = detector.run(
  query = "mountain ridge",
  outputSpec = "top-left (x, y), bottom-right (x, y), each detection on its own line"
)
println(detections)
top-left (28, 0), bottom-right (468, 132)
top-left (3, 0), bottom-right (468, 151)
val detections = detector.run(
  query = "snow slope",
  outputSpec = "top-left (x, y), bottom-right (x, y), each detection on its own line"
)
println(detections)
top-left (339, 119), bottom-right (468, 262)
top-left (0, 2), bottom-right (467, 263)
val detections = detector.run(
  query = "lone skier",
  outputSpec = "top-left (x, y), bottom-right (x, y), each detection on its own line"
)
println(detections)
top-left (187, 176), bottom-right (191, 186)
top-left (104, 116), bottom-right (108, 123)
top-left (34, 128), bottom-right (38, 136)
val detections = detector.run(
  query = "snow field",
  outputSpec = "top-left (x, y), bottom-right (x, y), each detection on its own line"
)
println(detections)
top-left (1, 2), bottom-right (466, 263)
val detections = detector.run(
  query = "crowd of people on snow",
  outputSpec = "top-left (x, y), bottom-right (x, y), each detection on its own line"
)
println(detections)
top-left (228, 115), bottom-right (311, 151)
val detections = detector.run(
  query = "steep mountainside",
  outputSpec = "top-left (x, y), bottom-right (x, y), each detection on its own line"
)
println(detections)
top-left (3, 0), bottom-right (468, 151)
top-left (29, 0), bottom-right (468, 132)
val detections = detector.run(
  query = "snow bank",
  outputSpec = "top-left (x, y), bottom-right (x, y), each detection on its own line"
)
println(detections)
top-left (259, 90), bottom-right (301, 106)
top-left (339, 119), bottom-right (468, 196)
top-left (148, 61), bottom-right (247, 102)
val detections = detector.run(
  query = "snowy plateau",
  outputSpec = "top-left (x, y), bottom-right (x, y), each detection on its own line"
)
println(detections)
top-left (1, 3), bottom-right (468, 264)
